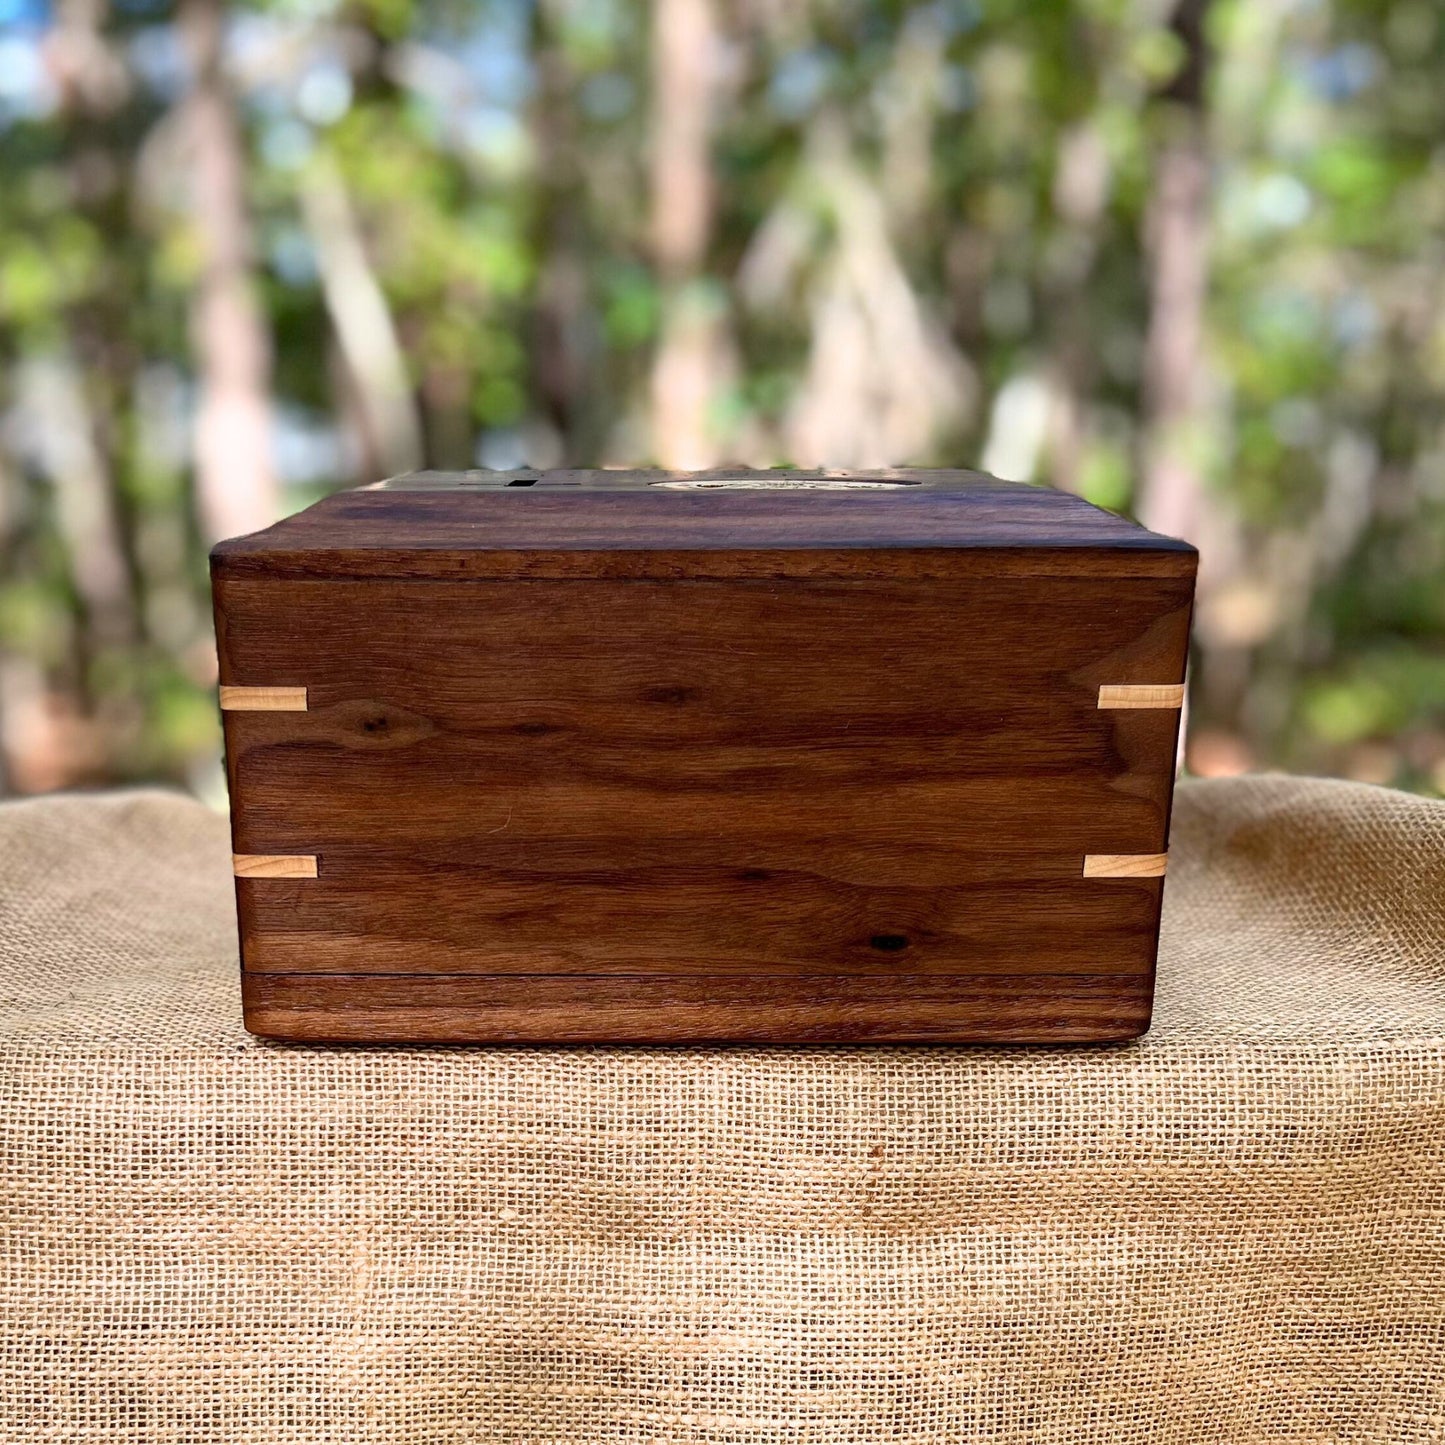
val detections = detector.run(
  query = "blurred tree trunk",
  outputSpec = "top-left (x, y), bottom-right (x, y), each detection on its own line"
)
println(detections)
top-left (301, 156), bottom-right (424, 479)
top-left (47, 0), bottom-right (137, 652)
top-left (1045, 123), bottom-right (1110, 494)
top-left (648, 0), bottom-right (723, 468)
top-left (179, 0), bottom-right (279, 542)
top-left (48, 0), bottom-right (136, 640)
top-left (1137, 0), bottom-right (1241, 763)
top-left (530, 3), bottom-right (599, 466)
top-left (329, 14), bottom-right (433, 476)
top-left (1137, 0), bottom-right (1213, 544)
top-left (11, 0), bottom-right (142, 790)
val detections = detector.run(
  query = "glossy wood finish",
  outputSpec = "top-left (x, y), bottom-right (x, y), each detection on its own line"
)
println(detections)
top-left (242, 972), bottom-right (1153, 1044)
top-left (212, 469), bottom-right (1197, 582)
top-left (213, 469), bottom-right (1195, 1043)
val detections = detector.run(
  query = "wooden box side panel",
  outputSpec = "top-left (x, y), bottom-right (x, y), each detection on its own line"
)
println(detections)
top-left (215, 568), bottom-right (1191, 1042)
top-left (241, 972), bottom-right (1154, 1044)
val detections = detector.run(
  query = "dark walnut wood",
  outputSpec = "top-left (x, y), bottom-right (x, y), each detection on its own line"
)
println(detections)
top-left (212, 468), bottom-right (1195, 1044)
top-left (241, 973), bottom-right (1152, 1044)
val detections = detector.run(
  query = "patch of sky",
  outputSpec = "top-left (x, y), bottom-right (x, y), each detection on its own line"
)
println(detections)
top-left (928, 0), bottom-right (982, 37)
top-left (980, 372), bottom-right (1049, 482)
top-left (246, 81), bottom-right (293, 120)
top-left (463, 105), bottom-right (530, 174)
top-left (128, 24), bottom-right (186, 102)
top-left (134, 364), bottom-right (190, 477)
top-left (296, 62), bottom-right (352, 126)
top-left (0, 31), bottom-right (52, 120)
top-left (274, 403), bottom-right (344, 487)
top-left (1219, 169), bottom-right (1313, 244)
top-left (1301, 42), bottom-right (1380, 103)
top-left (1252, 172), bottom-right (1312, 230)
top-left (268, 225), bottom-right (319, 288)
top-left (443, 5), bottom-right (533, 109)
top-left (769, 48), bottom-right (833, 121)
top-left (397, 7), bottom-right (534, 169)
top-left (231, 12), bottom-right (302, 113)
top-left (259, 117), bottom-right (315, 172)
top-left (0, 0), bottom-right (47, 27)
top-left (476, 428), bottom-right (527, 471)
top-left (1331, 293), bottom-right (1379, 349)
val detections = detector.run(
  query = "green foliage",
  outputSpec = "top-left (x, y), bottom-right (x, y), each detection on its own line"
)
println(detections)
top-left (0, 0), bottom-right (1441, 794)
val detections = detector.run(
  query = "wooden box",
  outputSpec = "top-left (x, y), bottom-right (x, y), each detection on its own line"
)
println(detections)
top-left (212, 468), bottom-right (1195, 1044)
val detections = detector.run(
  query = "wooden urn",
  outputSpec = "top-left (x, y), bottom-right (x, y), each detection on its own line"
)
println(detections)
top-left (212, 468), bottom-right (1196, 1044)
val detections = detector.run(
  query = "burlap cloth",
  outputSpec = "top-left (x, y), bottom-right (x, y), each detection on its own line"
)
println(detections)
top-left (2, 778), bottom-right (1443, 1444)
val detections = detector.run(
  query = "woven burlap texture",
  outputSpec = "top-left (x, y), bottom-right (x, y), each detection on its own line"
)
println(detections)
top-left (2, 777), bottom-right (1443, 1445)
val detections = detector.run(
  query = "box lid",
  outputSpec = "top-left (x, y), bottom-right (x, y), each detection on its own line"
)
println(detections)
top-left (210, 468), bottom-right (1196, 582)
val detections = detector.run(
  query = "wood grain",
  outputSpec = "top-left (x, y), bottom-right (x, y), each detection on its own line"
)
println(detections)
top-left (213, 468), bottom-right (1194, 1043)
top-left (236, 869), bottom-right (1164, 976)
top-left (1082, 853), bottom-right (1169, 878)
top-left (379, 467), bottom-right (1006, 490)
top-left (219, 685), bottom-right (308, 711)
top-left (233, 853), bottom-right (318, 878)
top-left (1097, 683), bottom-right (1186, 709)
top-left (211, 471), bottom-right (1197, 583)
top-left (216, 573), bottom-right (1189, 981)
top-left (241, 971), bottom-right (1154, 1044)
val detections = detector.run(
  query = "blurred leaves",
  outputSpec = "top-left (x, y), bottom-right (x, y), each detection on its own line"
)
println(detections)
top-left (0, 0), bottom-right (1440, 794)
